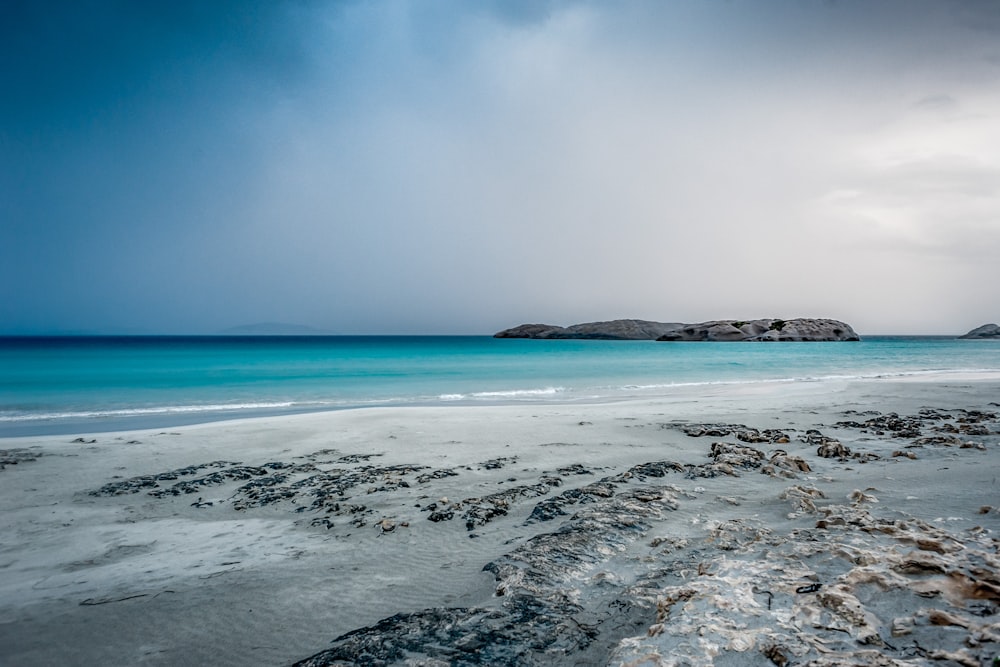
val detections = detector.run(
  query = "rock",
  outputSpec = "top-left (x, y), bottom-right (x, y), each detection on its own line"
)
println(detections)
top-left (495, 317), bottom-right (859, 341)
top-left (817, 440), bottom-right (852, 459)
top-left (492, 323), bottom-right (567, 338)
top-left (494, 319), bottom-right (684, 340)
top-left (525, 481), bottom-right (617, 523)
top-left (762, 450), bottom-right (811, 478)
top-left (708, 441), bottom-right (765, 470)
top-left (657, 318), bottom-right (860, 342)
top-left (736, 428), bottom-right (790, 444)
top-left (960, 323), bottom-right (1000, 339)
top-left (0, 448), bottom-right (41, 470)
top-left (680, 423), bottom-right (739, 437)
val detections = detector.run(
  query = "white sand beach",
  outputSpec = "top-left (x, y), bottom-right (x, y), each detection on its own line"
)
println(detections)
top-left (1, 377), bottom-right (998, 666)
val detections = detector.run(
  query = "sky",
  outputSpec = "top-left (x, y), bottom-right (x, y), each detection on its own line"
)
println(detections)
top-left (2, 0), bottom-right (999, 335)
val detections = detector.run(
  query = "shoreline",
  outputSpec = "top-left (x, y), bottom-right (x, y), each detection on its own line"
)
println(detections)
top-left (1, 378), bottom-right (999, 665)
top-left (5, 369), bottom-right (1000, 440)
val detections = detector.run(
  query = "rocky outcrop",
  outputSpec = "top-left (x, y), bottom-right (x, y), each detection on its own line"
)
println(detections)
top-left (495, 318), bottom-right (859, 341)
top-left (292, 407), bottom-right (999, 667)
top-left (656, 318), bottom-right (860, 342)
top-left (494, 319), bottom-right (684, 340)
top-left (493, 323), bottom-right (564, 338)
top-left (960, 323), bottom-right (1000, 339)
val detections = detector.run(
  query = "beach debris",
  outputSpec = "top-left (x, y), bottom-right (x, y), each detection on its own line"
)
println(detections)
top-left (780, 485), bottom-right (827, 515)
top-left (890, 615), bottom-right (915, 636)
top-left (709, 441), bottom-right (766, 470)
top-left (679, 423), bottom-right (738, 437)
top-left (796, 583), bottom-right (822, 594)
top-left (816, 439), bottom-right (852, 459)
top-left (525, 480), bottom-right (617, 523)
top-left (460, 476), bottom-right (564, 530)
top-left (804, 429), bottom-right (874, 460)
top-left (893, 551), bottom-right (949, 575)
top-left (675, 422), bottom-right (794, 443)
top-left (649, 535), bottom-right (689, 551)
top-left (616, 460), bottom-right (686, 481)
top-left (912, 434), bottom-right (965, 447)
top-left (736, 428), bottom-right (791, 444)
top-left (762, 450), bottom-right (812, 478)
top-left (708, 518), bottom-right (771, 550)
top-left (149, 465), bottom-right (276, 497)
top-left (835, 412), bottom-right (924, 438)
top-left (554, 463), bottom-right (594, 476)
top-left (89, 460), bottom-right (239, 496)
top-left (294, 448), bottom-right (339, 460)
top-left (336, 453), bottom-right (383, 463)
top-left (480, 457), bottom-right (516, 470)
top-left (849, 488), bottom-right (879, 505)
top-left (425, 505), bottom-right (454, 522)
top-left (800, 429), bottom-right (836, 445)
top-left (415, 468), bottom-right (459, 483)
top-left (762, 643), bottom-right (790, 666)
top-left (962, 441), bottom-right (988, 450)
top-left (836, 408), bottom-right (999, 443)
top-left (0, 448), bottom-right (41, 470)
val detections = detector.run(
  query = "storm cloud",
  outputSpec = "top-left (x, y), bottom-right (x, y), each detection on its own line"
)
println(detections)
top-left (3, 0), bottom-right (999, 334)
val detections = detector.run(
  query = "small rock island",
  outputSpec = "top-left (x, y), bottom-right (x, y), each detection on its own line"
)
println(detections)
top-left (960, 323), bottom-right (1000, 339)
top-left (657, 318), bottom-right (860, 342)
top-left (493, 319), bottom-right (684, 340)
top-left (494, 318), bottom-right (860, 342)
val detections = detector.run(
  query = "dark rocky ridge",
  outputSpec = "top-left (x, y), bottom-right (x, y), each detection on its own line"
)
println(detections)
top-left (657, 318), bottom-right (860, 342)
top-left (495, 318), bottom-right (859, 341)
top-left (494, 319), bottom-right (684, 340)
top-left (290, 407), bottom-right (999, 666)
top-left (960, 323), bottom-right (1000, 339)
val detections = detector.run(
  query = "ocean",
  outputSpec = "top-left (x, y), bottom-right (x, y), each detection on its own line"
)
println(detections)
top-left (2, 335), bottom-right (999, 436)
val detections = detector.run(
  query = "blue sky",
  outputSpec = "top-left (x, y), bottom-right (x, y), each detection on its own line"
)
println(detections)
top-left (3, 0), bottom-right (999, 334)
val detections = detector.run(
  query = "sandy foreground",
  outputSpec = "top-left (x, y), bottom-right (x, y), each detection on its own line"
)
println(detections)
top-left (1, 378), bottom-right (999, 666)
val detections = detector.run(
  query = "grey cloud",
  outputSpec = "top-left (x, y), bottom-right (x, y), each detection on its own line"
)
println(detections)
top-left (949, 0), bottom-right (1000, 31)
top-left (871, 155), bottom-right (1000, 198)
top-left (3, 0), bottom-right (1000, 334)
top-left (913, 94), bottom-right (959, 110)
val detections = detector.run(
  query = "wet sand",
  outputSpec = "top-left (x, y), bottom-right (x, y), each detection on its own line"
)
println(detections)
top-left (1, 377), bottom-right (998, 666)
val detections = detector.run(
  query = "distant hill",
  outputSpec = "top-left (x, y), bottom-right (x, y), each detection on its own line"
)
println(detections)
top-left (218, 322), bottom-right (333, 335)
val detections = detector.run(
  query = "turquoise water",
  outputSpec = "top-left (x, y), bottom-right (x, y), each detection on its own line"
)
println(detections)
top-left (2, 335), bottom-right (999, 436)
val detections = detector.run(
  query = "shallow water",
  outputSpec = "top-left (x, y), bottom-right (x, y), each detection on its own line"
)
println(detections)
top-left (2, 335), bottom-right (999, 435)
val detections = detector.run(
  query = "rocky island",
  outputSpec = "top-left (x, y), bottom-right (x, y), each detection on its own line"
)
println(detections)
top-left (494, 319), bottom-right (684, 340)
top-left (657, 318), bottom-right (860, 342)
top-left (495, 318), bottom-right (860, 342)
top-left (960, 323), bottom-right (1000, 339)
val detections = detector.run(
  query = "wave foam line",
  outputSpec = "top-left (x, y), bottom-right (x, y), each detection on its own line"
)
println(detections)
top-left (610, 368), bottom-right (1000, 392)
top-left (438, 387), bottom-right (566, 401)
top-left (0, 401), bottom-right (305, 423)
